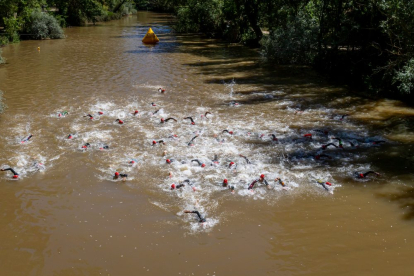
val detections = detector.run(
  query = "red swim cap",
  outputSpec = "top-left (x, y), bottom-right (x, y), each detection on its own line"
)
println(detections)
top-left (115, 172), bottom-right (119, 176)
top-left (166, 159), bottom-right (171, 164)
top-left (152, 140), bottom-right (157, 145)
top-left (223, 179), bottom-right (228, 184)
top-left (118, 120), bottom-right (123, 124)
top-left (229, 131), bottom-right (233, 135)
top-left (134, 110), bottom-right (138, 114)
top-left (326, 182), bottom-right (332, 186)
top-left (260, 174), bottom-right (265, 179)
top-left (82, 145), bottom-right (87, 149)
top-left (191, 122), bottom-right (195, 125)
top-left (359, 173), bottom-right (364, 178)
top-left (174, 134), bottom-right (178, 137)
top-left (68, 135), bottom-right (72, 139)
top-left (304, 133), bottom-right (312, 137)
top-left (161, 89), bottom-right (165, 93)
top-left (171, 184), bottom-right (176, 189)
top-left (229, 162), bottom-right (235, 167)
top-left (98, 112), bottom-right (103, 115)
top-left (130, 161), bottom-right (135, 164)
top-left (90, 117), bottom-right (93, 120)
top-left (58, 114), bottom-right (61, 117)
top-left (13, 175), bottom-right (19, 179)
top-left (161, 118), bottom-right (165, 123)
top-left (201, 164), bottom-right (206, 167)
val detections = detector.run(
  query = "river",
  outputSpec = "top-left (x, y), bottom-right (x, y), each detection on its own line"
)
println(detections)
top-left (0, 11), bottom-right (413, 275)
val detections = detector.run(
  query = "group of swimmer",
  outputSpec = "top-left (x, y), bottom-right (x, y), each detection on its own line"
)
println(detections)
top-left (1, 88), bottom-right (385, 225)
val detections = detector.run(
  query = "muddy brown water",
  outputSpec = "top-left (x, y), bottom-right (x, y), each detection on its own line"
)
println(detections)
top-left (0, 12), bottom-right (414, 276)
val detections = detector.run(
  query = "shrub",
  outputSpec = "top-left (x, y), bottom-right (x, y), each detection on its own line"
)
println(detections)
top-left (0, 49), bottom-right (5, 64)
top-left (393, 58), bottom-right (414, 94)
top-left (261, 12), bottom-right (318, 64)
top-left (26, 11), bottom-right (65, 40)
top-left (0, 90), bottom-right (6, 114)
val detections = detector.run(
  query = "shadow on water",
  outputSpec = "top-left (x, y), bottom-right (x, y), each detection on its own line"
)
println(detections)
top-left (377, 187), bottom-right (414, 220)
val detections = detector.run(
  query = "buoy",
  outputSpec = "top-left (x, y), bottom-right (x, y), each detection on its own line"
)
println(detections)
top-left (37, 47), bottom-right (40, 51)
top-left (142, 28), bottom-right (159, 44)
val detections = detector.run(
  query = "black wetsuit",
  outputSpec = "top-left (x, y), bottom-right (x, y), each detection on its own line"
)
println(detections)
top-left (84, 114), bottom-right (93, 119)
top-left (188, 135), bottom-right (198, 146)
top-left (240, 155), bottom-right (251, 164)
top-left (184, 117), bottom-right (195, 125)
top-left (316, 180), bottom-right (329, 191)
top-left (357, 171), bottom-right (379, 178)
top-left (1, 168), bottom-right (19, 176)
top-left (222, 130), bottom-right (233, 134)
top-left (187, 211), bottom-right (206, 223)
top-left (205, 112), bottom-right (211, 117)
top-left (191, 159), bottom-right (204, 166)
top-left (248, 178), bottom-right (269, 189)
top-left (322, 143), bottom-right (338, 150)
top-left (22, 135), bottom-right (33, 143)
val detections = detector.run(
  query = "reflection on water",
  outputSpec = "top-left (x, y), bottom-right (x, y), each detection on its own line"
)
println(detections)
top-left (0, 11), bottom-right (414, 276)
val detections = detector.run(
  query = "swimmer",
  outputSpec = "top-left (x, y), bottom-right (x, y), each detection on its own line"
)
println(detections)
top-left (171, 183), bottom-right (185, 190)
top-left (269, 134), bottom-right (278, 141)
top-left (210, 154), bottom-right (219, 166)
top-left (158, 88), bottom-right (166, 93)
top-left (191, 159), bottom-right (206, 167)
top-left (239, 154), bottom-right (251, 164)
top-left (58, 111), bottom-right (68, 117)
top-left (229, 101), bottom-right (239, 106)
top-left (98, 111), bottom-right (104, 115)
top-left (315, 154), bottom-right (332, 160)
top-left (184, 210), bottom-right (206, 223)
top-left (129, 158), bottom-right (138, 165)
top-left (67, 134), bottom-right (73, 139)
top-left (83, 114), bottom-right (93, 120)
top-left (332, 137), bottom-right (344, 148)
top-left (166, 159), bottom-right (175, 164)
top-left (82, 143), bottom-right (91, 149)
top-left (151, 102), bottom-right (157, 107)
top-left (115, 119), bottom-right (124, 124)
top-left (321, 143), bottom-right (338, 150)
top-left (339, 114), bottom-right (348, 120)
top-left (113, 172), bottom-right (128, 181)
top-left (131, 110), bottom-right (139, 116)
top-left (315, 179), bottom-right (332, 191)
top-left (303, 133), bottom-right (312, 138)
top-left (222, 130), bottom-right (234, 135)
top-left (99, 145), bottom-right (109, 150)
top-left (153, 109), bottom-right (160, 115)
top-left (228, 161), bottom-right (237, 169)
top-left (222, 179), bottom-right (235, 193)
top-left (356, 171), bottom-right (380, 179)
top-left (187, 135), bottom-right (198, 146)
top-left (1, 167), bottom-right (19, 178)
top-left (152, 140), bottom-right (165, 146)
top-left (274, 177), bottom-right (286, 187)
top-left (21, 134), bottom-right (33, 143)
top-left (248, 174), bottom-right (270, 190)
top-left (184, 117), bottom-right (196, 125)
top-left (160, 118), bottom-right (177, 123)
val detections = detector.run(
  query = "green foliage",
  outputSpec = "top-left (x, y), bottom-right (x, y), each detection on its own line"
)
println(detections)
top-left (0, 49), bottom-right (5, 64)
top-left (0, 90), bottom-right (6, 114)
top-left (393, 59), bottom-right (414, 94)
top-left (24, 11), bottom-right (65, 39)
top-left (261, 10), bottom-right (318, 64)
top-left (3, 16), bottom-right (21, 42)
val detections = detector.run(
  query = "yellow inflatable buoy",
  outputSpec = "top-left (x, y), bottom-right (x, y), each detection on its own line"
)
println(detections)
top-left (142, 28), bottom-right (159, 44)
top-left (37, 47), bottom-right (40, 51)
